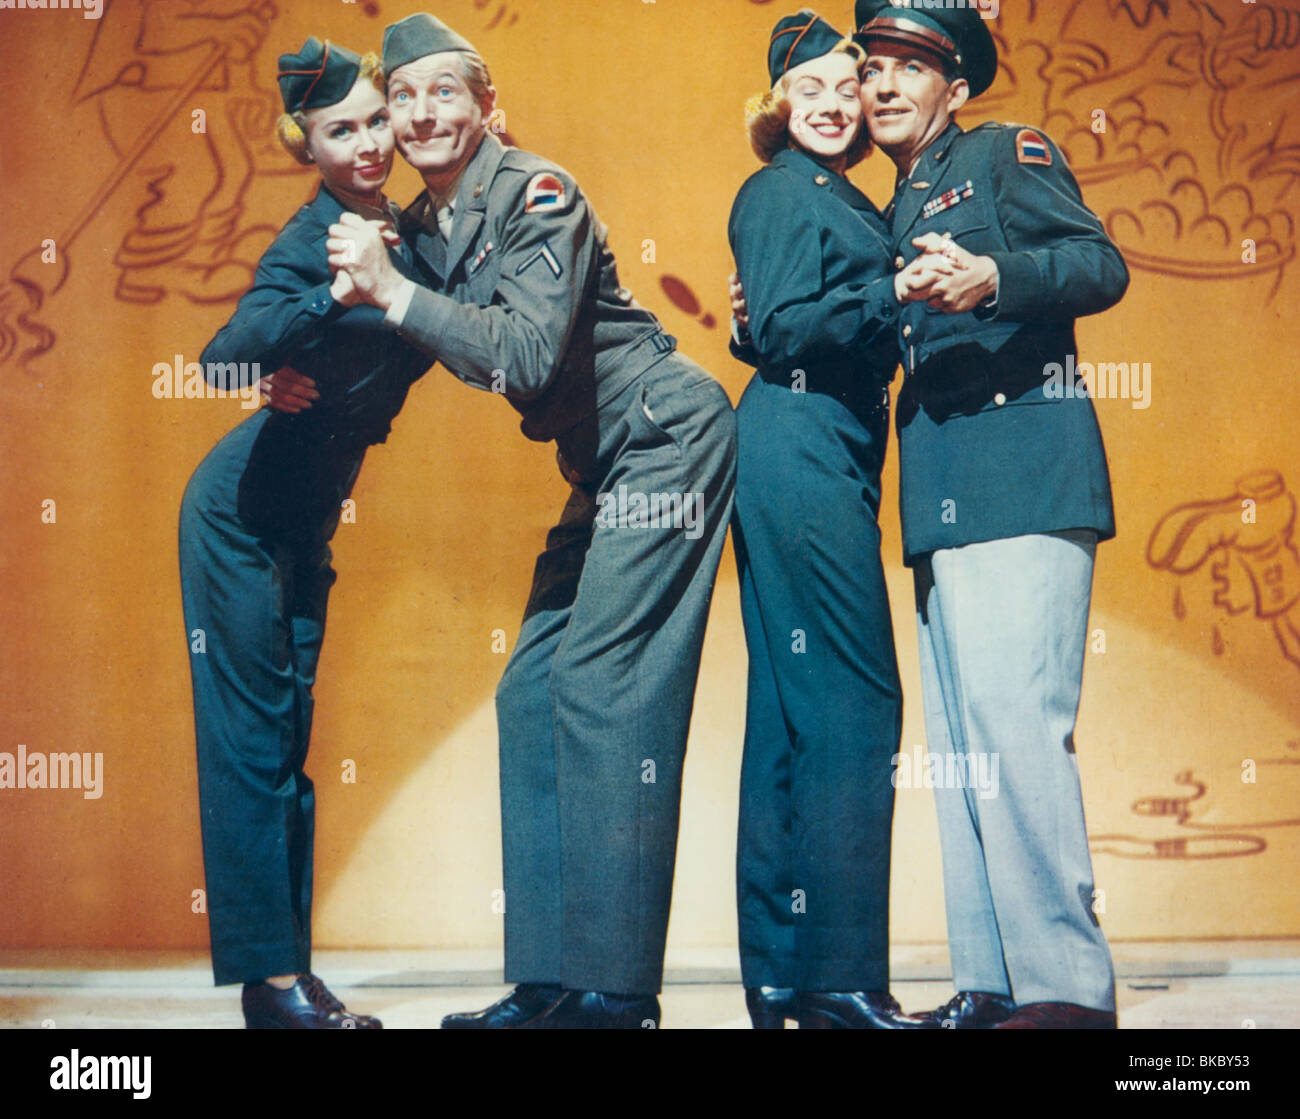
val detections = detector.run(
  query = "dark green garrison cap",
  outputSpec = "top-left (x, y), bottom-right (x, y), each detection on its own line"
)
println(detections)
top-left (383, 13), bottom-right (479, 75)
top-left (853, 0), bottom-right (998, 98)
top-left (278, 38), bottom-right (363, 114)
top-left (769, 10), bottom-right (851, 85)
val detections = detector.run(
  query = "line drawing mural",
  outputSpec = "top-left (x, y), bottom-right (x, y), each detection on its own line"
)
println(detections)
top-left (0, 0), bottom-right (531, 370)
top-left (1149, 469), bottom-right (1300, 672)
top-left (993, 0), bottom-right (1300, 298)
top-left (1091, 742), bottom-right (1300, 860)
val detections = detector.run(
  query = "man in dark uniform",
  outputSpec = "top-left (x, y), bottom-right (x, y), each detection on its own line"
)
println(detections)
top-left (852, 0), bottom-right (1128, 1029)
top-left (326, 13), bottom-right (737, 1029)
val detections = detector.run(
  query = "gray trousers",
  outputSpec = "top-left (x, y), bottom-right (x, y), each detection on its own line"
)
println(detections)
top-left (495, 351), bottom-right (737, 996)
top-left (914, 529), bottom-right (1116, 1012)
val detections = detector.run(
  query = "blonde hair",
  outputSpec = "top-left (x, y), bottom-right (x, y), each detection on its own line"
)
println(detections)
top-left (745, 37), bottom-right (870, 167)
top-left (276, 51), bottom-right (386, 165)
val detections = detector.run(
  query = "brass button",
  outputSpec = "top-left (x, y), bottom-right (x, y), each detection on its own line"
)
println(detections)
top-left (815, 174), bottom-right (830, 186)
top-left (994, 392), bottom-right (1007, 406)
top-left (895, 256), bottom-right (906, 270)
top-left (902, 324), bottom-right (913, 339)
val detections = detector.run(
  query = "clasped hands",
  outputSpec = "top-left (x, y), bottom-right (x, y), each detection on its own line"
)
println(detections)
top-left (729, 232), bottom-right (999, 329)
top-left (261, 213), bottom-right (405, 413)
top-left (326, 211), bottom-right (406, 310)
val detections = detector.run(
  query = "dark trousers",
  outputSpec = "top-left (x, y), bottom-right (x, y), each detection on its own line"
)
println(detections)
top-left (733, 372), bottom-right (902, 992)
top-left (495, 352), bottom-right (737, 996)
top-left (179, 409), bottom-right (361, 986)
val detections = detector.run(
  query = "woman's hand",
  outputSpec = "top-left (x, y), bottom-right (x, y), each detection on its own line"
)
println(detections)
top-left (729, 272), bottom-right (750, 329)
top-left (261, 366), bottom-right (319, 414)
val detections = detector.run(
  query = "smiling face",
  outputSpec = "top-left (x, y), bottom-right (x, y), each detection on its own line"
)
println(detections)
top-left (783, 50), bottom-right (864, 170)
top-left (302, 78), bottom-right (394, 200)
top-left (387, 51), bottom-right (496, 194)
top-left (860, 42), bottom-right (968, 173)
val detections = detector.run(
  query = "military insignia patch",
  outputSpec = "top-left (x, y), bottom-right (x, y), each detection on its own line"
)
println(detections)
top-left (1015, 129), bottom-right (1052, 166)
top-left (516, 241), bottom-right (564, 279)
top-left (525, 173), bottom-right (567, 213)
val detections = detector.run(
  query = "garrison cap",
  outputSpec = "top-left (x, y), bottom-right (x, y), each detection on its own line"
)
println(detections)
top-left (383, 13), bottom-right (479, 75)
top-left (768, 10), bottom-right (851, 86)
top-left (853, 0), bottom-right (998, 98)
top-left (278, 38), bottom-right (363, 114)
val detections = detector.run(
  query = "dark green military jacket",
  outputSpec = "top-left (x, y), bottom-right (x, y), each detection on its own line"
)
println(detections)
top-left (887, 121), bottom-right (1127, 563)
top-left (728, 146), bottom-right (899, 402)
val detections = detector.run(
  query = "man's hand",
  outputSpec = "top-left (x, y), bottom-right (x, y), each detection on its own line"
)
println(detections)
top-left (895, 251), bottom-right (954, 302)
top-left (729, 271), bottom-right (750, 330)
top-left (898, 233), bottom-right (999, 313)
top-left (261, 366), bottom-right (319, 414)
top-left (327, 212), bottom-right (406, 310)
top-left (330, 267), bottom-right (363, 307)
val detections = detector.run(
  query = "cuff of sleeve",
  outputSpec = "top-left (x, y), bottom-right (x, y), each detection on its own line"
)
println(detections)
top-left (383, 279), bottom-right (418, 328)
top-left (983, 252), bottom-right (1039, 320)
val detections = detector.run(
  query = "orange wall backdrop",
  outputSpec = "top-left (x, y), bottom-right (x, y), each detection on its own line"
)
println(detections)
top-left (2, 0), bottom-right (1299, 954)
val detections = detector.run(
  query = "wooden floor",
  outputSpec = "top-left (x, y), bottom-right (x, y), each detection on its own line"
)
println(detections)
top-left (3, 942), bottom-right (1297, 1029)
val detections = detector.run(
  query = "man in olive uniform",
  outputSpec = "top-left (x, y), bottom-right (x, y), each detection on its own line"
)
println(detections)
top-left (326, 13), bottom-right (736, 1029)
top-left (851, 0), bottom-right (1128, 1029)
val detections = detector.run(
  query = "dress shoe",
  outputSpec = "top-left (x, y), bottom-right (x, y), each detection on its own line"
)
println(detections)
top-left (746, 986), bottom-right (798, 1029)
top-left (911, 990), bottom-right (1017, 1029)
top-left (993, 1002), bottom-right (1118, 1029)
top-left (526, 990), bottom-right (661, 1029)
top-left (797, 991), bottom-right (934, 1029)
top-left (242, 974), bottom-right (382, 1029)
top-left (440, 983), bottom-right (564, 1029)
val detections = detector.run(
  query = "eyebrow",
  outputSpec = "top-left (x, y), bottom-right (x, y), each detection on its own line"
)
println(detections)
top-left (393, 70), bottom-right (463, 86)
top-left (320, 109), bottom-right (386, 129)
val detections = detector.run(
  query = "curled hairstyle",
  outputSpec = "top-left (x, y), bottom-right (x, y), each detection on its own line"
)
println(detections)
top-left (745, 37), bottom-right (871, 167)
top-left (276, 51), bottom-right (386, 165)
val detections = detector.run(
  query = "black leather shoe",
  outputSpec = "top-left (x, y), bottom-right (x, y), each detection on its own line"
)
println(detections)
top-left (242, 974), bottom-right (382, 1029)
top-left (526, 990), bottom-right (661, 1029)
top-left (993, 1001), bottom-right (1117, 1029)
top-left (912, 990), bottom-right (1017, 1029)
top-left (746, 987), bottom-right (797, 1029)
top-left (440, 983), bottom-right (564, 1029)
top-left (797, 991), bottom-right (934, 1029)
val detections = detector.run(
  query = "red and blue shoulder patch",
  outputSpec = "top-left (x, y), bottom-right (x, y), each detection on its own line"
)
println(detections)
top-left (524, 172), bottom-right (567, 214)
top-left (1015, 128), bottom-right (1053, 166)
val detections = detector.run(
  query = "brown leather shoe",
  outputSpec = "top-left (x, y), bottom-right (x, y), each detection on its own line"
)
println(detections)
top-left (242, 974), bottom-right (382, 1029)
top-left (912, 991), bottom-right (1016, 1029)
top-left (993, 1002), bottom-right (1117, 1029)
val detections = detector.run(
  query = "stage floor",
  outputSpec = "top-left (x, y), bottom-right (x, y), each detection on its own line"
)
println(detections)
top-left (2, 942), bottom-right (1297, 1029)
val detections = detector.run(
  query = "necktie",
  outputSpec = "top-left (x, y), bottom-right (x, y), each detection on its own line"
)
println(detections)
top-left (437, 203), bottom-right (454, 242)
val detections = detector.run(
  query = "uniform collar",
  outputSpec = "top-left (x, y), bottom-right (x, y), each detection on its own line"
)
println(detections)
top-left (772, 146), bottom-right (878, 216)
top-left (893, 120), bottom-right (965, 196)
top-left (402, 132), bottom-right (508, 280)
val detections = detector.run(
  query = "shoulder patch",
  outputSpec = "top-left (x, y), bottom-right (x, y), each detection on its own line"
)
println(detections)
top-left (1015, 128), bottom-right (1053, 166)
top-left (525, 173), bottom-right (567, 214)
